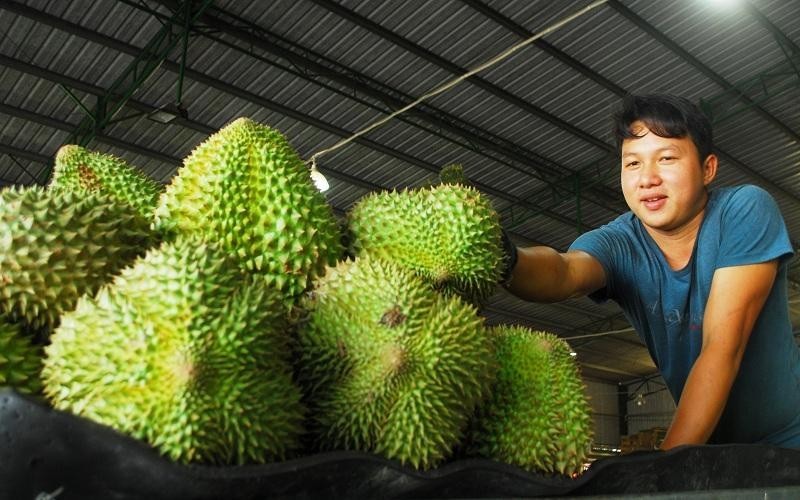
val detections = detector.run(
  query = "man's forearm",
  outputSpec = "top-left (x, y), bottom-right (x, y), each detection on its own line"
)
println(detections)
top-left (505, 247), bottom-right (606, 303)
top-left (660, 348), bottom-right (740, 449)
top-left (661, 262), bottom-right (778, 449)
top-left (505, 246), bottom-right (572, 302)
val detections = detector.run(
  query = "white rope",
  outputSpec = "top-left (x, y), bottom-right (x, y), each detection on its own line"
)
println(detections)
top-left (306, 0), bottom-right (608, 166)
top-left (564, 326), bottom-right (636, 341)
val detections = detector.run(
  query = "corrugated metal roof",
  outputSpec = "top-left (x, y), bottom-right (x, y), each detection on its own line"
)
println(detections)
top-left (0, 0), bottom-right (798, 383)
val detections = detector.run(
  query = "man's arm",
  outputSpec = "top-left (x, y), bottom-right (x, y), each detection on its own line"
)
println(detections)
top-left (505, 246), bottom-right (606, 302)
top-left (659, 260), bottom-right (778, 449)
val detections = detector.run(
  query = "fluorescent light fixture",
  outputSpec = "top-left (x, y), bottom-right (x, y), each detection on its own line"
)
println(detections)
top-left (147, 103), bottom-right (188, 124)
top-left (707, 0), bottom-right (741, 7)
top-left (310, 165), bottom-right (330, 192)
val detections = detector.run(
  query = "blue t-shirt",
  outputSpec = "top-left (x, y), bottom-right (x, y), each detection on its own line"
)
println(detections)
top-left (570, 184), bottom-right (800, 446)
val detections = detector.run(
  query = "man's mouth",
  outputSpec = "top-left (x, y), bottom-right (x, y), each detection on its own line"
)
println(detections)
top-left (641, 195), bottom-right (667, 210)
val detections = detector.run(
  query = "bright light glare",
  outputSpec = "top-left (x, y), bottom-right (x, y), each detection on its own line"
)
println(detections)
top-left (707, 0), bottom-right (741, 7)
top-left (310, 167), bottom-right (330, 192)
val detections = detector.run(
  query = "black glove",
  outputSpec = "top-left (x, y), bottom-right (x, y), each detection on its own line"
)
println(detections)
top-left (499, 229), bottom-right (518, 287)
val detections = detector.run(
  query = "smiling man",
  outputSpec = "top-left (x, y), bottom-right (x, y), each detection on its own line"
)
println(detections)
top-left (503, 94), bottom-right (800, 449)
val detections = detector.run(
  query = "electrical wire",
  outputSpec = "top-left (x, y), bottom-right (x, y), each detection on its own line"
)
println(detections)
top-left (305, 0), bottom-right (608, 165)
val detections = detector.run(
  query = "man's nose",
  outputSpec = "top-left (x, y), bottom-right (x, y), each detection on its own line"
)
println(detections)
top-left (639, 162), bottom-right (661, 187)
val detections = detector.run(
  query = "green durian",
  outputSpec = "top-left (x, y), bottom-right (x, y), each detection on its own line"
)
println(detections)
top-left (0, 186), bottom-right (155, 330)
top-left (347, 183), bottom-right (503, 304)
top-left (0, 318), bottom-right (42, 395)
top-left (469, 326), bottom-right (593, 476)
top-left (153, 117), bottom-right (342, 307)
top-left (296, 257), bottom-right (495, 470)
top-left (418, 163), bottom-right (470, 189)
top-left (438, 163), bottom-right (470, 186)
top-left (50, 144), bottom-right (163, 220)
top-left (42, 238), bottom-right (305, 465)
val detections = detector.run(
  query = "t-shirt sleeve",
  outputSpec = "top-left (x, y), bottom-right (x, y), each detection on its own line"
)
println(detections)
top-left (569, 224), bottom-right (625, 303)
top-left (717, 185), bottom-right (794, 268)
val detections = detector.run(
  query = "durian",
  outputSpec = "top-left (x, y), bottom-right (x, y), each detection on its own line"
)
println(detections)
top-left (0, 186), bottom-right (155, 330)
top-left (0, 318), bottom-right (42, 395)
top-left (42, 238), bottom-right (305, 465)
top-left (438, 163), bottom-right (470, 186)
top-left (154, 117), bottom-right (342, 307)
top-left (296, 257), bottom-right (495, 470)
top-left (469, 326), bottom-right (593, 475)
top-left (347, 183), bottom-right (503, 304)
top-left (50, 145), bottom-right (163, 220)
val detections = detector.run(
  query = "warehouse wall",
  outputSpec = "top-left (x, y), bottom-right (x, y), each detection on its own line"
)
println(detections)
top-left (584, 379), bottom-right (621, 446)
top-left (625, 377), bottom-right (675, 436)
top-left (583, 377), bottom-right (677, 447)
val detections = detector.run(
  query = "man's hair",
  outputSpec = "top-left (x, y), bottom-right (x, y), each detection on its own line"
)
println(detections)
top-left (612, 94), bottom-right (713, 162)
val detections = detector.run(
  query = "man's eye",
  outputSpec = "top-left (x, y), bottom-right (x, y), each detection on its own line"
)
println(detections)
top-left (624, 161), bottom-right (639, 168)
top-left (660, 156), bottom-right (676, 162)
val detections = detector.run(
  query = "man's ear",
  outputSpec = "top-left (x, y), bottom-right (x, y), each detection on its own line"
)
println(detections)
top-left (702, 154), bottom-right (718, 186)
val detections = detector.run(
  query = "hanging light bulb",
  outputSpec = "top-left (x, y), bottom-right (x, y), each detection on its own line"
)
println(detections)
top-left (309, 159), bottom-right (329, 192)
top-left (635, 393), bottom-right (645, 407)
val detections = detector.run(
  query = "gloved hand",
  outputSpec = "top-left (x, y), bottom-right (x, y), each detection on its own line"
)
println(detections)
top-left (499, 229), bottom-right (518, 287)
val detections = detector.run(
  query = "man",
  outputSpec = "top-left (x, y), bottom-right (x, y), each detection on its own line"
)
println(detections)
top-left (503, 94), bottom-right (800, 449)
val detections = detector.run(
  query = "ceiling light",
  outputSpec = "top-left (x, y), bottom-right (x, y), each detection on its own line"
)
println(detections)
top-left (147, 103), bottom-right (188, 124)
top-left (310, 165), bottom-right (329, 192)
top-left (635, 393), bottom-right (645, 407)
top-left (569, 350), bottom-right (577, 357)
top-left (707, 0), bottom-right (741, 7)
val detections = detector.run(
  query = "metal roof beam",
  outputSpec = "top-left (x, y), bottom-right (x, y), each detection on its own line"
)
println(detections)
top-left (136, 0), bottom-right (624, 213)
top-left (0, 54), bottom-right (215, 137)
top-left (309, 0), bottom-right (613, 152)
top-left (607, 0), bottom-right (800, 146)
top-left (0, 101), bottom-right (535, 241)
top-left (0, 102), bottom-right (180, 166)
top-left (0, 144), bottom-right (51, 165)
top-left (65, 0), bottom-right (214, 156)
top-left (4, 151), bottom-right (44, 185)
top-left (715, 149), bottom-right (800, 206)
top-left (476, 0), bottom-right (800, 223)
top-left (0, 101), bottom-right (373, 192)
top-left (1, 2), bottom-right (138, 54)
top-left (1, 2), bottom-right (590, 232)
top-left (461, 0), bottom-right (627, 97)
top-left (382, 0), bottom-right (800, 236)
top-left (0, 144), bottom-right (49, 185)
top-left (747, 4), bottom-right (800, 76)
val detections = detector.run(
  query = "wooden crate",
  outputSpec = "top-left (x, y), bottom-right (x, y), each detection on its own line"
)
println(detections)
top-left (620, 427), bottom-right (668, 454)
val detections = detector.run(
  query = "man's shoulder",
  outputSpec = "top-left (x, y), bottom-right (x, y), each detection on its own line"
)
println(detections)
top-left (711, 184), bottom-right (774, 208)
top-left (570, 211), bottom-right (641, 253)
top-left (596, 211), bottom-right (639, 236)
top-left (708, 184), bottom-right (782, 223)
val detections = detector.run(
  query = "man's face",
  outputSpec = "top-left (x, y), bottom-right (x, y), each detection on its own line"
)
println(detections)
top-left (620, 121), bottom-right (716, 234)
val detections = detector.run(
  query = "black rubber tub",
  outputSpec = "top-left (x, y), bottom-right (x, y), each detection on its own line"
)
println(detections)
top-left (2, 388), bottom-right (799, 499)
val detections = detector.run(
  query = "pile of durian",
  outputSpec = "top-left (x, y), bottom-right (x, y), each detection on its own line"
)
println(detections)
top-left (0, 118), bottom-right (592, 476)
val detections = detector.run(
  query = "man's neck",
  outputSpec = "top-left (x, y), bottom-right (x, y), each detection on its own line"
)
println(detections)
top-left (645, 207), bottom-right (707, 271)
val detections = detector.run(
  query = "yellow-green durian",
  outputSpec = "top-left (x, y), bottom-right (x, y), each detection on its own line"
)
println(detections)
top-left (50, 144), bottom-right (163, 220)
top-left (153, 118), bottom-right (342, 307)
top-left (43, 238), bottom-right (305, 465)
top-left (469, 326), bottom-right (593, 476)
top-left (347, 183), bottom-right (503, 304)
top-left (296, 256), bottom-right (495, 470)
top-left (0, 318), bottom-right (42, 395)
top-left (0, 186), bottom-right (155, 330)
